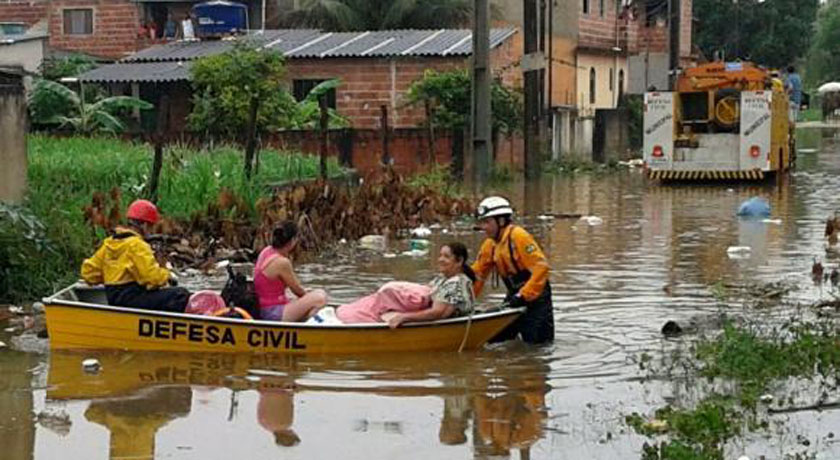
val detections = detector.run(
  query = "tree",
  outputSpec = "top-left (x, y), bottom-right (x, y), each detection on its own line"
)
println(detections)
top-left (406, 69), bottom-right (522, 135)
top-left (805, 1), bottom-right (840, 87)
top-left (284, 0), bottom-right (472, 31)
top-left (693, 0), bottom-right (819, 69)
top-left (405, 69), bottom-right (522, 176)
top-left (188, 41), bottom-right (295, 141)
top-left (28, 79), bottom-right (152, 134)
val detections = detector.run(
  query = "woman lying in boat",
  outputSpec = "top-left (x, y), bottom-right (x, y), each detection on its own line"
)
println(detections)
top-left (254, 221), bottom-right (328, 321)
top-left (336, 242), bottom-right (476, 328)
top-left (81, 200), bottom-right (190, 312)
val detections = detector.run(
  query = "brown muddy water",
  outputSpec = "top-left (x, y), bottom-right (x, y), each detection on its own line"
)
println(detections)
top-left (3, 128), bottom-right (840, 460)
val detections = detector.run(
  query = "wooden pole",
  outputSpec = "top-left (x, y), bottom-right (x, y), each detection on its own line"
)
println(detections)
top-left (148, 94), bottom-right (169, 203)
top-left (380, 105), bottom-right (391, 166)
top-left (425, 100), bottom-right (436, 165)
top-left (319, 95), bottom-right (329, 180)
top-left (244, 96), bottom-right (259, 180)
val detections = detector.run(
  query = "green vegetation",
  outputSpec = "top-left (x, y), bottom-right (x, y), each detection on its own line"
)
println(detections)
top-left (693, 0), bottom-right (819, 69)
top-left (805, 1), bottom-right (840, 87)
top-left (188, 41), bottom-right (294, 139)
top-left (543, 157), bottom-right (621, 175)
top-left (0, 135), bottom-right (342, 303)
top-left (28, 80), bottom-right (152, 133)
top-left (628, 316), bottom-right (840, 459)
top-left (405, 69), bottom-right (523, 135)
top-left (627, 395), bottom-right (741, 460)
top-left (283, 0), bottom-right (471, 31)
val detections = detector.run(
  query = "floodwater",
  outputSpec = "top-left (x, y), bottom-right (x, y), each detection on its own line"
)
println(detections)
top-left (3, 128), bottom-right (840, 460)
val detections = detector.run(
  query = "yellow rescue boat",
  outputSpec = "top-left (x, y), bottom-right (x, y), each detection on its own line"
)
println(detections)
top-left (43, 284), bottom-right (523, 354)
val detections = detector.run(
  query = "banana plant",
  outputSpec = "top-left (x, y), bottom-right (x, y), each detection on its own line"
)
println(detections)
top-left (284, 78), bottom-right (349, 130)
top-left (29, 79), bottom-right (153, 134)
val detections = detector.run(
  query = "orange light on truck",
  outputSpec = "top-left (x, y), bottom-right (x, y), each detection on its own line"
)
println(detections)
top-left (652, 145), bottom-right (664, 157)
top-left (750, 145), bottom-right (761, 158)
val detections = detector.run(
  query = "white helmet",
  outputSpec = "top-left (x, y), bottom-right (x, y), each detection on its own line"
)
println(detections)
top-left (476, 196), bottom-right (513, 220)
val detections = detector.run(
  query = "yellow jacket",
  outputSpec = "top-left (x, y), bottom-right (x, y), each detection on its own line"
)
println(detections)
top-left (471, 225), bottom-right (550, 301)
top-left (81, 227), bottom-right (170, 288)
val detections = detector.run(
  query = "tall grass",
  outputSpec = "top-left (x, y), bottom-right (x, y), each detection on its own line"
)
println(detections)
top-left (3, 135), bottom-right (342, 302)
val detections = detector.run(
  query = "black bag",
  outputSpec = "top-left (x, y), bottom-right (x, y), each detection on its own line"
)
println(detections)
top-left (221, 265), bottom-right (260, 319)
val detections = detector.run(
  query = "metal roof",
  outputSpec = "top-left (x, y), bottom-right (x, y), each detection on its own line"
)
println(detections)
top-left (81, 27), bottom-right (517, 83)
top-left (80, 61), bottom-right (190, 83)
top-left (123, 27), bottom-right (515, 61)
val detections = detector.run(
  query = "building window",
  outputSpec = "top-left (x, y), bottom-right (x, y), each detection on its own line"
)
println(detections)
top-left (600, 0), bottom-right (605, 17)
top-left (293, 79), bottom-right (336, 109)
top-left (63, 9), bottom-right (93, 35)
top-left (0, 22), bottom-right (27, 36)
top-left (583, 0), bottom-right (590, 15)
top-left (589, 68), bottom-right (596, 105)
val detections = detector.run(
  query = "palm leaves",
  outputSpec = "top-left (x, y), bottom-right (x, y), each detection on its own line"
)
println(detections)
top-left (285, 0), bottom-right (472, 31)
top-left (28, 79), bottom-right (153, 134)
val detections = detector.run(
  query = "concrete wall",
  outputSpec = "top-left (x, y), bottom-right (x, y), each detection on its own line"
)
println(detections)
top-left (575, 52), bottom-right (627, 115)
top-left (0, 81), bottom-right (28, 204)
top-left (627, 52), bottom-right (668, 94)
top-left (0, 37), bottom-right (47, 83)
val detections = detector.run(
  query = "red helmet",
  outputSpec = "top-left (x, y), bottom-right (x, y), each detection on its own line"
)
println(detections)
top-left (126, 199), bottom-right (160, 224)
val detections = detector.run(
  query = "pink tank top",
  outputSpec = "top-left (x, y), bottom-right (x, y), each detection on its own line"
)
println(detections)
top-left (254, 246), bottom-right (289, 308)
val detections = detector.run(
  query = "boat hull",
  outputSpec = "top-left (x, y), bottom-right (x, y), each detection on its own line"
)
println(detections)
top-left (43, 300), bottom-right (523, 354)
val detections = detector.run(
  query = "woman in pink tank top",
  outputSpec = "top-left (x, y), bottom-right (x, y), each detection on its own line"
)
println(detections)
top-left (253, 221), bottom-right (327, 321)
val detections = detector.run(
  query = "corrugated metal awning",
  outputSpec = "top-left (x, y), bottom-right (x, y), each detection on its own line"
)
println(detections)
top-left (79, 61), bottom-right (190, 83)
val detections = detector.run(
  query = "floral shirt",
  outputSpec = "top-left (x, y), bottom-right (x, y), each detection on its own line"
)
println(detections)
top-left (429, 273), bottom-right (475, 316)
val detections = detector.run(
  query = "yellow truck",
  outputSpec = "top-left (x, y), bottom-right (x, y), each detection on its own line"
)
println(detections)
top-left (644, 61), bottom-right (794, 181)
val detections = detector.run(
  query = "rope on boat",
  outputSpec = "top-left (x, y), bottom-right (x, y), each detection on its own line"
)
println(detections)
top-left (457, 309), bottom-right (475, 353)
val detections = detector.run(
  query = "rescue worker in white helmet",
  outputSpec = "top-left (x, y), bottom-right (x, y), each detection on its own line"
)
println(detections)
top-left (470, 196), bottom-right (554, 344)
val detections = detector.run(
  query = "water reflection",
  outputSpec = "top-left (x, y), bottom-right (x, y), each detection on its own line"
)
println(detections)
top-left (0, 350), bottom-right (37, 460)
top-left (84, 387), bottom-right (191, 460)
top-left (44, 349), bottom-right (550, 458)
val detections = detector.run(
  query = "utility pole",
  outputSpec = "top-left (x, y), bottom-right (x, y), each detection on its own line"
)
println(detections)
top-left (523, 0), bottom-right (543, 178)
top-left (472, 0), bottom-right (492, 185)
top-left (668, 0), bottom-right (681, 90)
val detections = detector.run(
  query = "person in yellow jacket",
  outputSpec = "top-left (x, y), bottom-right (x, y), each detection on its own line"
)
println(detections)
top-left (81, 199), bottom-right (189, 312)
top-left (471, 196), bottom-right (554, 344)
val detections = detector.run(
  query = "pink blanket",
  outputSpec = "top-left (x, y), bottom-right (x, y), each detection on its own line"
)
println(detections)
top-left (336, 281), bottom-right (432, 324)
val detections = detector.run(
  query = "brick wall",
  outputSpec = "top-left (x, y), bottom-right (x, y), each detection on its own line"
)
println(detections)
top-left (263, 128), bottom-right (523, 175)
top-left (0, 0), bottom-right (49, 29)
top-left (631, 0), bottom-right (692, 58)
top-left (578, 0), bottom-right (621, 51)
top-left (48, 0), bottom-right (141, 59)
top-left (285, 43), bottom-right (519, 130)
top-left (0, 0), bottom-right (142, 59)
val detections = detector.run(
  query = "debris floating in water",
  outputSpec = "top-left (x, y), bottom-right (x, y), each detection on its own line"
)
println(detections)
top-left (0, 341), bottom-right (6, 349)
top-left (579, 216), bottom-right (604, 226)
top-left (410, 226), bottom-right (432, 237)
top-left (358, 235), bottom-right (387, 251)
top-left (727, 246), bottom-right (752, 259)
top-left (82, 358), bottom-right (101, 373)
top-left (401, 249), bottom-right (429, 257)
top-left (762, 218), bottom-right (782, 225)
top-left (409, 239), bottom-right (430, 250)
top-left (759, 394), bottom-right (774, 403)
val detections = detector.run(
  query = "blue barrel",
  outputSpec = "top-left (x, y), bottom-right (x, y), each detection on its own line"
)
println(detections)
top-left (192, 1), bottom-right (248, 37)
